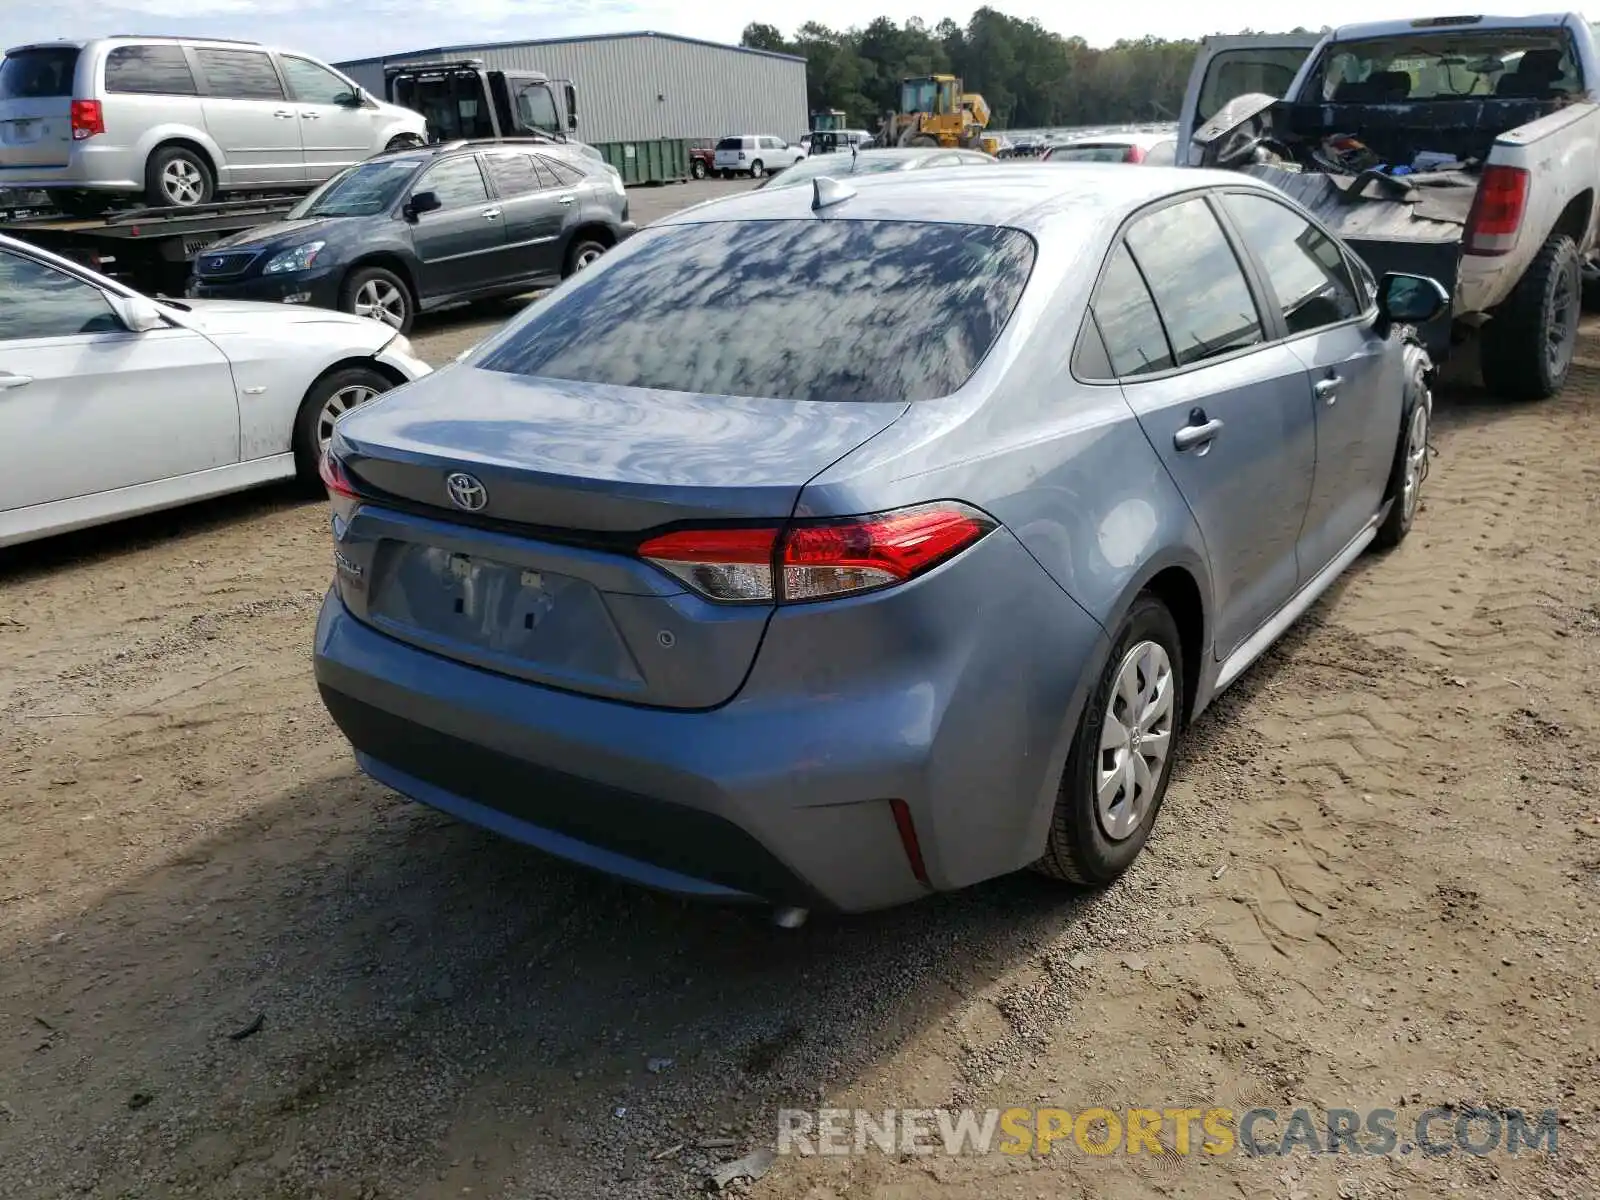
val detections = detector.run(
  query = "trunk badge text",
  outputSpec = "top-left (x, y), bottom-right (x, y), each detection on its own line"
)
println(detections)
top-left (445, 472), bottom-right (488, 511)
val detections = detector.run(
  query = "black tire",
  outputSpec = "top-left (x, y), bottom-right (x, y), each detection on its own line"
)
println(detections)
top-left (1033, 593), bottom-right (1185, 887)
top-left (384, 134), bottom-right (423, 152)
top-left (144, 144), bottom-right (214, 208)
top-left (690, 158), bottom-right (707, 179)
top-left (293, 366), bottom-right (395, 486)
top-left (1479, 232), bottom-right (1580, 401)
top-left (749, 159), bottom-right (765, 179)
top-left (1373, 340), bottom-right (1433, 552)
top-left (338, 265), bottom-right (414, 335)
top-left (1583, 249), bottom-right (1600, 313)
top-left (910, 135), bottom-right (940, 148)
top-left (563, 237), bottom-right (608, 278)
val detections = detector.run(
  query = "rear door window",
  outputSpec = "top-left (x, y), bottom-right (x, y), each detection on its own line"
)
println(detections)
top-left (1088, 243), bottom-right (1174, 378)
top-left (536, 155), bottom-right (585, 187)
top-left (478, 219), bottom-right (1037, 403)
top-left (0, 48), bottom-right (80, 99)
top-left (104, 45), bottom-right (198, 96)
top-left (1222, 191), bottom-right (1362, 335)
top-left (485, 151), bottom-right (543, 198)
top-left (195, 48), bottom-right (285, 101)
top-left (1124, 198), bottom-right (1263, 366)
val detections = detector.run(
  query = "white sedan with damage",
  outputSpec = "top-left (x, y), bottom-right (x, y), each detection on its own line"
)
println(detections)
top-left (0, 233), bottom-right (430, 549)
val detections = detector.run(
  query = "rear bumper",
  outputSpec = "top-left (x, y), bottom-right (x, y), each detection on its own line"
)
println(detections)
top-left (0, 145), bottom-right (141, 191)
top-left (312, 527), bottom-right (1109, 912)
top-left (190, 267), bottom-right (342, 309)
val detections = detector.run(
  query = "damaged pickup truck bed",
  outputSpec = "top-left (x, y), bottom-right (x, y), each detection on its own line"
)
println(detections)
top-left (1179, 14), bottom-right (1600, 400)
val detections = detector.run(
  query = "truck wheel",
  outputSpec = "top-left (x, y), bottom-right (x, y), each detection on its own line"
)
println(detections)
top-left (1480, 232), bottom-right (1581, 401)
top-left (1033, 593), bottom-right (1184, 887)
top-left (144, 145), bottom-right (214, 208)
top-left (690, 158), bottom-right (707, 179)
top-left (1582, 249), bottom-right (1600, 313)
top-left (339, 265), bottom-right (414, 333)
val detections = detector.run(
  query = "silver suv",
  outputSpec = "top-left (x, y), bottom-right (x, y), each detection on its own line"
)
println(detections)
top-left (0, 37), bottom-right (426, 213)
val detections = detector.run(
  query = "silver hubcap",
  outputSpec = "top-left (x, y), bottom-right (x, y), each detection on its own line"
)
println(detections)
top-left (1097, 641), bottom-right (1175, 842)
top-left (162, 159), bottom-right (204, 206)
top-left (1401, 393), bottom-right (1430, 524)
top-left (353, 279), bottom-right (406, 328)
top-left (574, 246), bottom-right (603, 271)
top-left (317, 385), bottom-right (378, 452)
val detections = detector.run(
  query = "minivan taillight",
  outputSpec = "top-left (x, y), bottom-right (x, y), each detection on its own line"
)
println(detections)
top-left (70, 100), bottom-right (104, 141)
top-left (638, 502), bottom-right (996, 604)
top-left (1465, 165), bottom-right (1529, 256)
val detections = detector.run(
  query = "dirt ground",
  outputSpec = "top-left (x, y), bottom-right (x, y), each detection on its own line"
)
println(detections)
top-left (1, 178), bottom-right (1597, 1199)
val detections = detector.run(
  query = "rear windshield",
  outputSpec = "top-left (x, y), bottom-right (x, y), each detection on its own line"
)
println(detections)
top-left (715, 137), bottom-right (745, 150)
top-left (478, 219), bottom-right (1037, 404)
top-left (1051, 144), bottom-right (1132, 162)
top-left (0, 48), bottom-right (80, 100)
top-left (764, 153), bottom-right (914, 189)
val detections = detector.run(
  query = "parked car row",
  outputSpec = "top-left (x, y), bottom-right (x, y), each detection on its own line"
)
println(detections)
top-left (308, 159), bottom-right (1449, 920)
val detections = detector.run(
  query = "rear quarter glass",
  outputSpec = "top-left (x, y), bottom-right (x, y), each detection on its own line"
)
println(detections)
top-left (476, 219), bottom-right (1038, 404)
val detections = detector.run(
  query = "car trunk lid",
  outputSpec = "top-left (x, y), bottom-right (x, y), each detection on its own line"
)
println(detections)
top-left (0, 47), bottom-right (80, 170)
top-left (329, 367), bottom-right (907, 709)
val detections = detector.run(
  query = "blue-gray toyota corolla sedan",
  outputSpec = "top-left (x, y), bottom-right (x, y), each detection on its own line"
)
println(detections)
top-left (312, 163), bottom-right (1446, 914)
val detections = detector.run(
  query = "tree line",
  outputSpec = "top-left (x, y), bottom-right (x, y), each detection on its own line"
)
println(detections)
top-left (741, 9), bottom-right (1319, 131)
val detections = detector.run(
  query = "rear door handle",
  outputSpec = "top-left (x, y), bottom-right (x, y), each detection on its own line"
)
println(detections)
top-left (0, 372), bottom-right (33, 390)
top-left (481, 207), bottom-right (502, 219)
top-left (1314, 374), bottom-right (1343, 403)
top-left (274, 110), bottom-right (295, 119)
top-left (300, 111), bottom-right (321, 120)
top-left (1173, 418), bottom-right (1224, 452)
top-left (557, 194), bottom-right (575, 206)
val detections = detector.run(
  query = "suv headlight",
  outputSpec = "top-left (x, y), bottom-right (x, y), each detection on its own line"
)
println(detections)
top-left (263, 242), bottom-right (327, 274)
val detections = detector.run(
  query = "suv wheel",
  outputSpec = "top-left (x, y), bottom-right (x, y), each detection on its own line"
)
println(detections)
top-left (339, 265), bottom-right (414, 334)
top-left (749, 159), bottom-right (765, 179)
top-left (564, 238), bottom-right (608, 277)
top-left (1033, 593), bottom-right (1184, 887)
top-left (145, 145), bottom-right (214, 208)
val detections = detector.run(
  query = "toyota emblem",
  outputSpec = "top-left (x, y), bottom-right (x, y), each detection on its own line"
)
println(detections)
top-left (445, 472), bottom-right (488, 512)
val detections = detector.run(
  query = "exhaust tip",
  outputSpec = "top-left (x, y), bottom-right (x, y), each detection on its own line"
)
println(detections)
top-left (772, 906), bottom-right (809, 929)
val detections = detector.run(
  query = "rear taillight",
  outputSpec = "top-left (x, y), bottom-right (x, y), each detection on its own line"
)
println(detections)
top-left (1124, 145), bottom-right (1145, 163)
top-left (637, 501), bottom-right (996, 604)
top-left (1465, 165), bottom-right (1529, 256)
top-left (70, 100), bottom-right (104, 141)
top-left (319, 449), bottom-right (361, 527)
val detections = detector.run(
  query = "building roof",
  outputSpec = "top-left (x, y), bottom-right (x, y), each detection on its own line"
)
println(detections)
top-left (335, 30), bottom-right (805, 70)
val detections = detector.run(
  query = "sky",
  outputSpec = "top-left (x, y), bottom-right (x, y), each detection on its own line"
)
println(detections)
top-left (3, 0), bottom-right (1584, 65)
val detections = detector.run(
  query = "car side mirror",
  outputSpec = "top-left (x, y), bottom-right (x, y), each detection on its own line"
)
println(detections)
top-left (105, 292), bottom-right (165, 333)
top-left (1376, 272), bottom-right (1449, 333)
top-left (405, 190), bottom-right (441, 219)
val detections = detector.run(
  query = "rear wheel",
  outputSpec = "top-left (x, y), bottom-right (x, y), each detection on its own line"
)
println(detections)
top-left (748, 159), bottom-right (765, 179)
top-left (690, 158), bottom-right (707, 179)
top-left (293, 366), bottom-right (394, 484)
top-left (384, 134), bottom-right (424, 153)
top-left (144, 145), bottom-right (214, 208)
top-left (1033, 593), bottom-right (1184, 887)
top-left (339, 265), bottom-right (413, 334)
top-left (1479, 232), bottom-right (1580, 401)
top-left (910, 135), bottom-right (940, 148)
top-left (564, 237), bottom-right (608, 277)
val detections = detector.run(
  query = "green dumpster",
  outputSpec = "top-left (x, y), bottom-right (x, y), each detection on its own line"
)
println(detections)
top-left (596, 138), bottom-right (691, 185)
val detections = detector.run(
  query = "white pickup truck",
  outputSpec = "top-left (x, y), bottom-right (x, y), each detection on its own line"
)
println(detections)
top-left (1176, 14), bottom-right (1600, 400)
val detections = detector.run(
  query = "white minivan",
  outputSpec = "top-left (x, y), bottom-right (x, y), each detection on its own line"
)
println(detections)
top-left (712, 134), bottom-right (805, 179)
top-left (0, 36), bottom-right (426, 213)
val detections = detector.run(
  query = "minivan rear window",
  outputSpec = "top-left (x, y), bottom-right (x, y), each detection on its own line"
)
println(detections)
top-left (478, 219), bottom-right (1037, 403)
top-left (0, 48), bottom-right (80, 99)
top-left (105, 45), bottom-right (198, 96)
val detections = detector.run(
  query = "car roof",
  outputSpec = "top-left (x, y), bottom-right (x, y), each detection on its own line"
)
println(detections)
top-left (655, 162), bottom-right (1270, 235)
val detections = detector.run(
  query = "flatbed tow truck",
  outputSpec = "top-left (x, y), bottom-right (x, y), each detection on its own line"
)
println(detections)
top-left (0, 192), bottom-right (301, 295)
